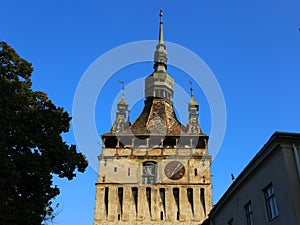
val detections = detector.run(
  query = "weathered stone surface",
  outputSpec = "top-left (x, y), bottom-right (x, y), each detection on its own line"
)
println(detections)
top-left (93, 11), bottom-right (212, 225)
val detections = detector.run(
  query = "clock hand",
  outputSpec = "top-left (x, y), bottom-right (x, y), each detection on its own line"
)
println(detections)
top-left (170, 163), bottom-right (182, 177)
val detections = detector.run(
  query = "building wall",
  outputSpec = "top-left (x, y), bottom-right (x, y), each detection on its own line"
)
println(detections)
top-left (281, 142), bottom-right (300, 225)
top-left (94, 184), bottom-right (211, 225)
top-left (94, 145), bottom-right (212, 224)
top-left (209, 134), bottom-right (300, 225)
top-left (98, 150), bottom-right (210, 184)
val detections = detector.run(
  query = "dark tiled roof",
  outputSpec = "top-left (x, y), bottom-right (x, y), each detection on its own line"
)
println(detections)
top-left (130, 98), bottom-right (186, 135)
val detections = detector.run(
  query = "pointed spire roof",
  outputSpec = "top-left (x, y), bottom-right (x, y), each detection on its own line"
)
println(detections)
top-left (118, 81), bottom-right (127, 104)
top-left (189, 95), bottom-right (199, 106)
top-left (188, 82), bottom-right (199, 106)
top-left (154, 9), bottom-right (168, 70)
top-left (118, 89), bottom-right (127, 105)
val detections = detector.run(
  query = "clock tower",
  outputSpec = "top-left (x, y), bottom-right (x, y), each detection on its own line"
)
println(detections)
top-left (93, 10), bottom-right (212, 225)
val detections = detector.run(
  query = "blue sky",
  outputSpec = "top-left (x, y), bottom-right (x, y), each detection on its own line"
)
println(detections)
top-left (1, 1), bottom-right (300, 224)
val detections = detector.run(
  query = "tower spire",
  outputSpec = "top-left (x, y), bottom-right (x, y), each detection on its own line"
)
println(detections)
top-left (154, 9), bottom-right (167, 70)
top-left (158, 9), bottom-right (164, 45)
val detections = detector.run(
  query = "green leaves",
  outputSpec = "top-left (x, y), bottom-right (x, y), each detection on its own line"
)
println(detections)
top-left (0, 42), bottom-right (88, 225)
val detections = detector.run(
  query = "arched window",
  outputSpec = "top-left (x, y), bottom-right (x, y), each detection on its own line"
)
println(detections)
top-left (142, 161), bottom-right (157, 184)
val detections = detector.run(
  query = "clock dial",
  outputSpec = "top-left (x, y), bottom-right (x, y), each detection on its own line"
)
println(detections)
top-left (164, 161), bottom-right (185, 180)
top-left (149, 116), bottom-right (166, 134)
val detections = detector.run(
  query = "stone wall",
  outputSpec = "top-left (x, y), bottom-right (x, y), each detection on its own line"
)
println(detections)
top-left (94, 184), bottom-right (212, 225)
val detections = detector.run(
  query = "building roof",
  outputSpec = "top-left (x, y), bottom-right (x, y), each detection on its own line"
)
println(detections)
top-left (102, 10), bottom-right (204, 138)
top-left (130, 98), bottom-right (185, 135)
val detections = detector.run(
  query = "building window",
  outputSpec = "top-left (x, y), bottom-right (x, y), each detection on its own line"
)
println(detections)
top-left (173, 188), bottom-right (180, 220)
top-left (244, 201), bottom-right (253, 225)
top-left (142, 161), bottom-right (157, 184)
top-left (200, 188), bottom-right (206, 216)
top-left (263, 183), bottom-right (279, 221)
top-left (132, 187), bottom-right (138, 214)
top-left (104, 187), bottom-right (109, 216)
top-left (114, 167), bottom-right (117, 172)
top-left (187, 188), bottom-right (194, 215)
top-left (146, 187), bottom-right (152, 216)
top-left (160, 188), bottom-right (166, 213)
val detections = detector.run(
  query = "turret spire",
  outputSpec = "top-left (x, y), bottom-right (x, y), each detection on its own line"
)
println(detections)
top-left (112, 81), bottom-right (129, 133)
top-left (118, 80), bottom-right (126, 104)
top-left (154, 9), bottom-right (168, 70)
top-left (188, 81), bottom-right (199, 107)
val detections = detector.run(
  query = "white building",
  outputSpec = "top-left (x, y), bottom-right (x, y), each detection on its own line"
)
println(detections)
top-left (205, 132), bottom-right (300, 225)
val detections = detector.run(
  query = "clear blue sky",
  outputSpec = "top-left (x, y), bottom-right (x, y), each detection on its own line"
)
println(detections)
top-left (1, 1), bottom-right (300, 224)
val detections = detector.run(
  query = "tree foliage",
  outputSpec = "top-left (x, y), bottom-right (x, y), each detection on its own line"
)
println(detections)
top-left (0, 42), bottom-right (88, 225)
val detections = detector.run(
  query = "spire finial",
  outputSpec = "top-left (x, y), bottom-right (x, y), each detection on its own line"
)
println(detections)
top-left (154, 9), bottom-right (167, 70)
top-left (159, 9), bottom-right (164, 45)
top-left (118, 80), bottom-right (125, 95)
top-left (189, 80), bottom-right (194, 97)
top-left (118, 80), bottom-right (127, 105)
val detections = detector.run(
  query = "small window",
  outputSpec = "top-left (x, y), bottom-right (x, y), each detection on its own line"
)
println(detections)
top-left (187, 188), bottom-right (194, 215)
top-left (104, 187), bottom-right (109, 216)
top-left (160, 211), bottom-right (164, 220)
top-left (263, 183), bottom-right (279, 221)
top-left (160, 188), bottom-right (166, 212)
top-left (244, 201), bottom-right (253, 225)
top-left (200, 188), bottom-right (206, 216)
top-left (114, 167), bottom-right (117, 172)
top-left (194, 168), bottom-right (198, 176)
top-left (173, 188), bottom-right (180, 220)
top-left (132, 187), bottom-right (138, 213)
top-left (128, 168), bottom-right (130, 176)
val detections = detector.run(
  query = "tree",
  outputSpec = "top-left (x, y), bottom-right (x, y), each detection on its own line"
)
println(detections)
top-left (0, 42), bottom-right (88, 225)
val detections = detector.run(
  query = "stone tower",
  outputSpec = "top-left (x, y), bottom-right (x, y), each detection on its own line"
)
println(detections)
top-left (93, 10), bottom-right (212, 225)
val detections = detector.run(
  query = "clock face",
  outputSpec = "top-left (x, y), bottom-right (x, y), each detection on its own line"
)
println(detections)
top-left (164, 161), bottom-right (185, 180)
top-left (149, 116), bottom-right (166, 134)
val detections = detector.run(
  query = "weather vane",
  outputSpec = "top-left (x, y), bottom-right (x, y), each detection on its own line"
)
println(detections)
top-left (188, 80), bottom-right (194, 97)
top-left (118, 80), bottom-right (125, 91)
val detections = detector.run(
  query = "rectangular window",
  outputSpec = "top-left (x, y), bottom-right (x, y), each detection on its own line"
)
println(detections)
top-left (132, 187), bottom-right (138, 214)
top-left (146, 187), bottom-right (151, 216)
top-left (244, 201), bottom-right (253, 225)
top-left (200, 188), bottom-right (206, 216)
top-left (187, 188), bottom-right (194, 215)
top-left (118, 187), bottom-right (123, 214)
top-left (105, 187), bottom-right (109, 216)
top-left (160, 188), bottom-right (166, 212)
top-left (263, 183), bottom-right (279, 221)
top-left (173, 188), bottom-right (180, 220)
top-left (142, 162), bottom-right (157, 184)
